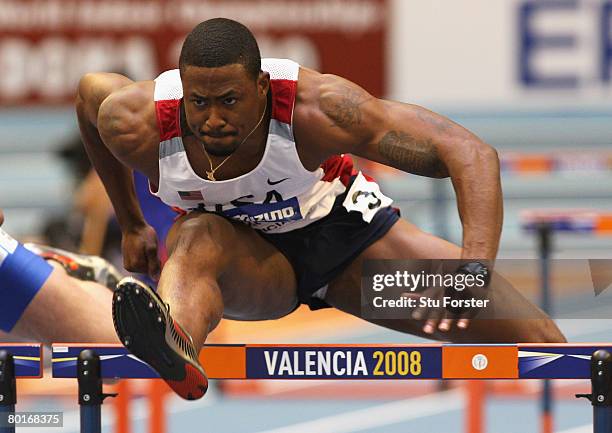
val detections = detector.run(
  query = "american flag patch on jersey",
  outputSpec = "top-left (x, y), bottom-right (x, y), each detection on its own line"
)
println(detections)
top-left (178, 190), bottom-right (203, 200)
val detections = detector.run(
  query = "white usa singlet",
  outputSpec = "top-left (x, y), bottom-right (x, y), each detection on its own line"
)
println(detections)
top-left (152, 58), bottom-right (392, 234)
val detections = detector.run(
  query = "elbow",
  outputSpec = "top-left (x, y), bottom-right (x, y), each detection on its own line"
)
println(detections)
top-left (479, 141), bottom-right (499, 163)
top-left (464, 140), bottom-right (499, 171)
top-left (436, 140), bottom-right (499, 179)
top-left (444, 140), bottom-right (499, 179)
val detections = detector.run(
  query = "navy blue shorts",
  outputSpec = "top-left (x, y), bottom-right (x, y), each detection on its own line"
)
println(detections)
top-left (138, 171), bottom-right (399, 308)
top-left (259, 177), bottom-right (400, 310)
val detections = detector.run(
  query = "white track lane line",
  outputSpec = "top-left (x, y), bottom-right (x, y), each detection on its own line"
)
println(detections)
top-left (557, 424), bottom-right (592, 433)
top-left (253, 389), bottom-right (463, 433)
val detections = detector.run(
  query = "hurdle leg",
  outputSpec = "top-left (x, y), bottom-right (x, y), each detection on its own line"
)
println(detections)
top-left (592, 352), bottom-right (612, 433)
top-left (466, 380), bottom-right (485, 433)
top-left (0, 351), bottom-right (16, 433)
top-left (576, 350), bottom-right (612, 433)
top-left (537, 223), bottom-right (554, 433)
top-left (148, 380), bottom-right (168, 433)
top-left (78, 350), bottom-right (117, 433)
top-left (114, 380), bottom-right (131, 433)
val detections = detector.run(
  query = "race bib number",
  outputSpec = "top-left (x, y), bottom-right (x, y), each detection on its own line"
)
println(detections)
top-left (342, 172), bottom-right (393, 222)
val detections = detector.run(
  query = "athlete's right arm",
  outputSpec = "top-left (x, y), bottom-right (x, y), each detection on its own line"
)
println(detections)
top-left (75, 73), bottom-right (161, 279)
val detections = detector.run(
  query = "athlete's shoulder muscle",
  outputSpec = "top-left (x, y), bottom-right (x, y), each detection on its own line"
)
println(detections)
top-left (292, 67), bottom-right (339, 169)
top-left (293, 67), bottom-right (378, 165)
top-left (97, 81), bottom-right (158, 164)
top-left (76, 73), bottom-right (133, 127)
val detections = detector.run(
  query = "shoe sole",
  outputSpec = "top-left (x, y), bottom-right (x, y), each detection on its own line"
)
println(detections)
top-left (112, 278), bottom-right (208, 400)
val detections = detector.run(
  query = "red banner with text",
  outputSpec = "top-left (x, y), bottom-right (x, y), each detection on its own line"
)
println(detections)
top-left (0, 0), bottom-right (388, 105)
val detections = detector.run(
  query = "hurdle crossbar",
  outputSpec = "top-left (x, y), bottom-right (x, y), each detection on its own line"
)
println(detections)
top-left (52, 344), bottom-right (612, 433)
top-left (0, 344), bottom-right (43, 433)
top-left (0, 344), bottom-right (43, 379)
top-left (521, 209), bottom-right (612, 234)
top-left (52, 343), bottom-right (612, 380)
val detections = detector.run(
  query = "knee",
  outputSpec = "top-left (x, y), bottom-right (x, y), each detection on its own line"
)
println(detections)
top-left (168, 213), bottom-right (233, 256)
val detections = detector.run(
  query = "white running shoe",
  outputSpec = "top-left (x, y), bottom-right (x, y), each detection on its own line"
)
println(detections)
top-left (24, 243), bottom-right (123, 290)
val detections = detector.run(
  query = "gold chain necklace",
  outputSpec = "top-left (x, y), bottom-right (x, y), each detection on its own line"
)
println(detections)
top-left (201, 97), bottom-right (268, 181)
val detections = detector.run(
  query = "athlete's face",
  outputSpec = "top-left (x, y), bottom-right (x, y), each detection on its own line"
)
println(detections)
top-left (181, 64), bottom-right (269, 157)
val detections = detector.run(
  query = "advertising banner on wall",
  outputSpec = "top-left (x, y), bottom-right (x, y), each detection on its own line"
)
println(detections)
top-left (0, 0), bottom-right (388, 105)
top-left (390, 0), bottom-right (612, 108)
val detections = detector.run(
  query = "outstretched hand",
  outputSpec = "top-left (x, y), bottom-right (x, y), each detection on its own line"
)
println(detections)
top-left (402, 283), bottom-right (471, 335)
top-left (121, 224), bottom-right (161, 280)
top-left (401, 261), bottom-right (491, 335)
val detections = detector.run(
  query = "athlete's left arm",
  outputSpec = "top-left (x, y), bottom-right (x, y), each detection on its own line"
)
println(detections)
top-left (301, 73), bottom-right (502, 260)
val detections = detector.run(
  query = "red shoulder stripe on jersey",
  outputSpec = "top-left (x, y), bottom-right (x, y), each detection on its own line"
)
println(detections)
top-left (270, 79), bottom-right (297, 125)
top-left (155, 99), bottom-right (182, 141)
top-left (321, 154), bottom-right (357, 186)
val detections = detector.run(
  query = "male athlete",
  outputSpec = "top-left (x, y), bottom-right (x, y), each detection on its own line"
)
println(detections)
top-left (76, 18), bottom-right (565, 400)
top-left (0, 208), bottom-right (120, 345)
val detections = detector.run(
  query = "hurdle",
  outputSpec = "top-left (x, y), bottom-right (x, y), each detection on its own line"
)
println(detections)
top-left (521, 209), bottom-right (612, 433)
top-left (0, 344), bottom-right (43, 433)
top-left (0, 351), bottom-right (15, 433)
top-left (50, 343), bottom-right (612, 433)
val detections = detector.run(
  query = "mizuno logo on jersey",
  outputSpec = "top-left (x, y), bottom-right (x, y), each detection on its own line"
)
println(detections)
top-left (223, 197), bottom-right (302, 224)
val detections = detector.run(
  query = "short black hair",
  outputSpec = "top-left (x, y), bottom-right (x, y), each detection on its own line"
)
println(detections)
top-left (179, 18), bottom-right (261, 80)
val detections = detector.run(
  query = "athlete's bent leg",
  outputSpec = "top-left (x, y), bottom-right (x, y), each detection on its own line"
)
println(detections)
top-left (0, 228), bottom-right (117, 344)
top-left (161, 212), bottom-right (299, 347)
top-left (112, 212), bottom-right (298, 399)
top-left (325, 219), bottom-right (566, 343)
top-left (11, 263), bottom-right (118, 344)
